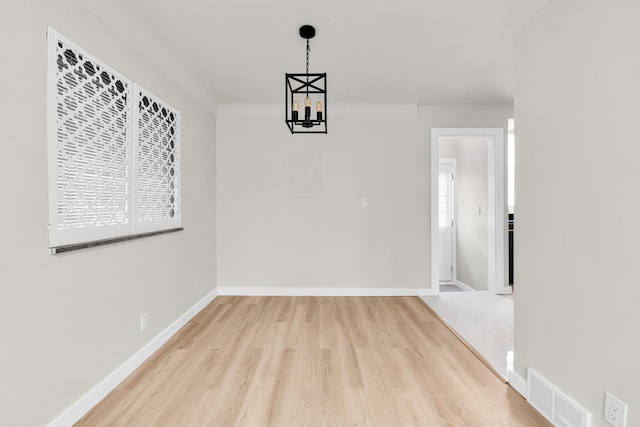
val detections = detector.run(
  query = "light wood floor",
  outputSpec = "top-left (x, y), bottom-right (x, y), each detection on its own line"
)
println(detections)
top-left (76, 296), bottom-right (550, 426)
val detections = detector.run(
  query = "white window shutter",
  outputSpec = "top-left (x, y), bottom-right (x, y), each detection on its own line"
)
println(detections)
top-left (133, 85), bottom-right (181, 234)
top-left (47, 29), bottom-right (182, 249)
top-left (48, 29), bottom-right (134, 247)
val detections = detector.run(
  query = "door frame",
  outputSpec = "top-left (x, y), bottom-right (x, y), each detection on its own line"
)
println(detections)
top-left (430, 128), bottom-right (510, 295)
top-left (438, 158), bottom-right (457, 284)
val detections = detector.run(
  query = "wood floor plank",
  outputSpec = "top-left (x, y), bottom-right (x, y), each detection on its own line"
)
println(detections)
top-left (75, 296), bottom-right (551, 427)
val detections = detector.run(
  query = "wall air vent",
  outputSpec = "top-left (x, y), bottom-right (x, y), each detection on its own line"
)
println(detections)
top-left (527, 369), bottom-right (592, 427)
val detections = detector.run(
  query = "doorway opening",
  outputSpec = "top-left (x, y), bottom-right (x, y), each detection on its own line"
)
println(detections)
top-left (426, 127), bottom-right (513, 379)
top-left (430, 128), bottom-right (509, 295)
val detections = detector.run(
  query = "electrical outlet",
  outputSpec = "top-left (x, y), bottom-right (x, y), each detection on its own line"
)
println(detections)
top-left (140, 312), bottom-right (149, 332)
top-left (604, 392), bottom-right (628, 427)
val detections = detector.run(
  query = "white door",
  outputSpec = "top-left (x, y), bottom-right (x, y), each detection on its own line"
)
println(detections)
top-left (439, 161), bottom-right (455, 282)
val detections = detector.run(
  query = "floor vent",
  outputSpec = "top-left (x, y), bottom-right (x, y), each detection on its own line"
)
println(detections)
top-left (527, 369), bottom-right (592, 427)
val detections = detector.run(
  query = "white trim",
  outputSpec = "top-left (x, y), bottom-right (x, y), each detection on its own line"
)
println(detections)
top-left (507, 369), bottom-right (527, 398)
top-left (217, 287), bottom-right (434, 297)
top-left (47, 28), bottom-right (58, 248)
top-left (453, 280), bottom-right (476, 292)
top-left (46, 288), bottom-right (218, 427)
top-left (430, 128), bottom-right (509, 295)
top-left (430, 136), bottom-right (440, 294)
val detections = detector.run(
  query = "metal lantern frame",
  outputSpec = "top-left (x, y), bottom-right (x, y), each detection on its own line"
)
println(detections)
top-left (285, 25), bottom-right (327, 134)
top-left (285, 73), bottom-right (327, 134)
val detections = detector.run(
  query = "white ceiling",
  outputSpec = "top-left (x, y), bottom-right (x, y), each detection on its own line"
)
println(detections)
top-left (84, 0), bottom-right (547, 106)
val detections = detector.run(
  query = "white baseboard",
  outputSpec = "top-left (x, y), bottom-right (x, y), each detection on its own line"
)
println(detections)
top-left (453, 280), bottom-right (477, 292)
top-left (451, 280), bottom-right (512, 295)
top-left (507, 368), bottom-right (527, 398)
top-left (47, 288), bottom-right (218, 427)
top-left (496, 286), bottom-right (513, 295)
top-left (217, 286), bottom-right (433, 297)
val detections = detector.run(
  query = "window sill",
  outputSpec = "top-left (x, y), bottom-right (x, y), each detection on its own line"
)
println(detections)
top-left (49, 228), bottom-right (184, 254)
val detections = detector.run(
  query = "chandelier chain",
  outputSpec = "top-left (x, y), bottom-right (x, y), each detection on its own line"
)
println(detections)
top-left (306, 39), bottom-right (310, 75)
top-left (306, 39), bottom-right (310, 97)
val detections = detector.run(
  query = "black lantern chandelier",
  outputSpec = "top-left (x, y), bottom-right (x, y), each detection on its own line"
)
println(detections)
top-left (285, 25), bottom-right (327, 134)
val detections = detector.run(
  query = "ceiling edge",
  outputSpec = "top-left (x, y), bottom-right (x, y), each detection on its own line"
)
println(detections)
top-left (82, 0), bottom-right (219, 115)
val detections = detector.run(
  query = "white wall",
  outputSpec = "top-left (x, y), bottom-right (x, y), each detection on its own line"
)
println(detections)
top-left (455, 139), bottom-right (490, 290)
top-left (217, 104), bottom-right (511, 292)
top-left (514, 0), bottom-right (640, 424)
top-left (217, 105), bottom-right (426, 291)
top-left (439, 139), bottom-right (458, 159)
top-left (0, 1), bottom-right (217, 425)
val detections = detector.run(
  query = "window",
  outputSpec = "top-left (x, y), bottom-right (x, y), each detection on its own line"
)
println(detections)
top-left (47, 29), bottom-right (181, 250)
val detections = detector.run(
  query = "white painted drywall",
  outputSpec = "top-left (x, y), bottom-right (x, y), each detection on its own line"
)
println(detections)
top-left (217, 107), bottom-right (426, 290)
top-left (0, 1), bottom-right (217, 426)
top-left (508, 0), bottom-right (552, 30)
top-left (514, 0), bottom-right (640, 425)
top-left (439, 139), bottom-right (458, 158)
top-left (455, 139), bottom-right (490, 290)
top-left (217, 104), bottom-right (511, 291)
